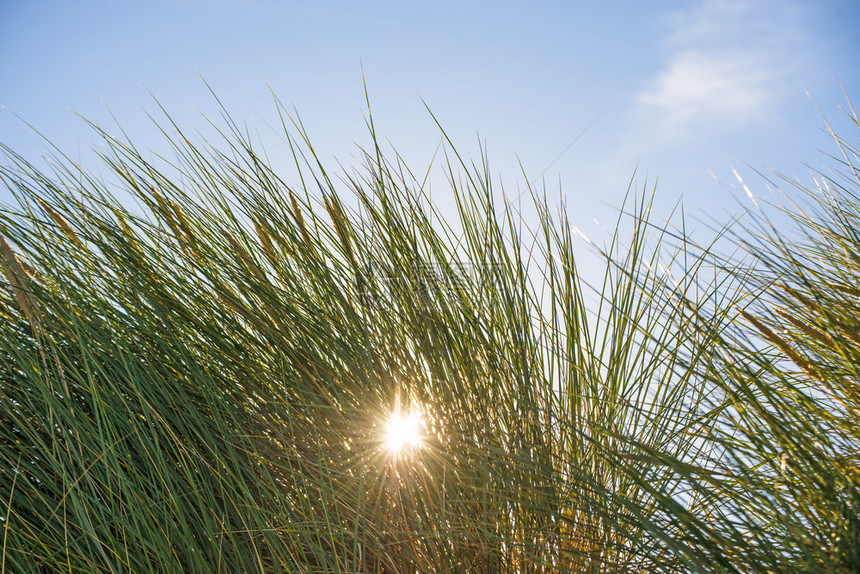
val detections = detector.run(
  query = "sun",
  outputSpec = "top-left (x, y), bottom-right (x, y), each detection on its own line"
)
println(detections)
top-left (386, 411), bottom-right (423, 454)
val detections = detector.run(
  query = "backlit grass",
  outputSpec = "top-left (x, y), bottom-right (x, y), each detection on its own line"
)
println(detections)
top-left (0, 92), bottom-right (858, 572)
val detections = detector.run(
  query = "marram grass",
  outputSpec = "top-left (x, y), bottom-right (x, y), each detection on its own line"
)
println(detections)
top-left (0, 94), bottom-right (858, 573)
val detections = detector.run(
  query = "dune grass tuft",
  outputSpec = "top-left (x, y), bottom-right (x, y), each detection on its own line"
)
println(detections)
top-left (0, 93), bottom-right (858, 572)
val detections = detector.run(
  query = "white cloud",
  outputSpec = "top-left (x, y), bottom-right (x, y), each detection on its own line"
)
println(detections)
top-left (638, 49), bottom-right (776, 135)
top-left (636, 0), bottom-right (807, 141)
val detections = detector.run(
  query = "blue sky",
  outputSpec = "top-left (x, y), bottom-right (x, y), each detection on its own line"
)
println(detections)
top-left (2, 0), bottom-right (859, 245)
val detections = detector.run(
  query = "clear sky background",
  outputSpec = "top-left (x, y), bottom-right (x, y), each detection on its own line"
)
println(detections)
top-left (2, 0), bottom-right (859, 249)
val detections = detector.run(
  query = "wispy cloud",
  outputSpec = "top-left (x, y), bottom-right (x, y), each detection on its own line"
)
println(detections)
top-left (636, 0), bottom-right (807, 142)
top-left (639, 49), bottom-right (775, 133)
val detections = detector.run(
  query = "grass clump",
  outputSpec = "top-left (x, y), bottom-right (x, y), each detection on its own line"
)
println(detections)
top-left (0, 93), bottom-right (858, 573)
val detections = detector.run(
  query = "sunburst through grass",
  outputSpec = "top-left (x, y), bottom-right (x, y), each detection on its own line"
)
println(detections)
top-left (385, 410), bottom-right (425, 454)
